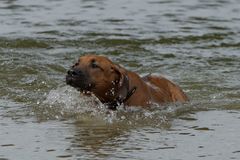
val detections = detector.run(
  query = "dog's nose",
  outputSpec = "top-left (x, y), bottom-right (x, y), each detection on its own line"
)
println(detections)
top-left (67, 68), bottom-right (82, 76)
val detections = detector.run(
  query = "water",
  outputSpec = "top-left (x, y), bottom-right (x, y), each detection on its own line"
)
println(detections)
top-left (0, 0), bottom-right (240, 159)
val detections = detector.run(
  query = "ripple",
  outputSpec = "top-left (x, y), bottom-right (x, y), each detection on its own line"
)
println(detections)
top-left (1, 144), bottom-right (15, 147)
top-left (204, 42), bottom-right (240, 48)
top-left (156, 33), bottom-right (231, 44)
top-left (0, 38), bottom-right (50, 48)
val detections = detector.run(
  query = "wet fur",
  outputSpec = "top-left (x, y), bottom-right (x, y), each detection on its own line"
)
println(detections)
top-left (66, 54), bottom-right (189, 108)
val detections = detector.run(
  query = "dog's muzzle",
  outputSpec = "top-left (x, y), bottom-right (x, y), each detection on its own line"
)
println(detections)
top-left (66, 68), bottom-right (93, 91)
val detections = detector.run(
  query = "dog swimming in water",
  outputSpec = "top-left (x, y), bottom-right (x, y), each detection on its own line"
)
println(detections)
top-left (66, 54), bottom-right (188, 109)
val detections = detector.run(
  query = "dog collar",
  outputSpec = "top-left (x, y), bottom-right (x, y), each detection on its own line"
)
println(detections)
top-left (106, 75), bottom-right (137, 110)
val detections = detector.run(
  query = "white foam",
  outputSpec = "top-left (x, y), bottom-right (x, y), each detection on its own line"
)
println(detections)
top-left (36, 85), bottom-right (187, 127)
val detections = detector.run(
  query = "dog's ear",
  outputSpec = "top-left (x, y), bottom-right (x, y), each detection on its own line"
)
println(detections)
top-left (111, 64), bottom-right (126, 88)
top-left (111, 64), bottom-right (129, 99)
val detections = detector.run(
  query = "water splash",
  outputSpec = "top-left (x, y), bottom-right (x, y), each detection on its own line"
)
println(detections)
top-left (33, 86), bottom-right (176, 127)
top-left (29, 85), bottom-right (240, 128)
top-left (34, 84), bottom-right (240, 129)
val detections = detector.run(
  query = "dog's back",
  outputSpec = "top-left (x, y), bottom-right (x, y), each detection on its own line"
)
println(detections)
top-left (142, 75), bottom-right (189, 103)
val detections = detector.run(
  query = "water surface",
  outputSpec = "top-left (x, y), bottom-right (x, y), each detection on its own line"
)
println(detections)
top-left (0, 0), bottom-right (240, 159)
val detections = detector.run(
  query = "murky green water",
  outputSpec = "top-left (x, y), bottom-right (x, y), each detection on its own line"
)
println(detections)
top-left (0, 0), bottom-right (240, 159)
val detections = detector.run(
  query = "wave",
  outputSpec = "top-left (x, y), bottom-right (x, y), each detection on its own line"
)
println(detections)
top-left (34, 85), bottom-right (240, 128)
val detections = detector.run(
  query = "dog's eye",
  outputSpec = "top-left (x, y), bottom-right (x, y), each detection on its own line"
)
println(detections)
top-left (91, 60), bottom-right (99, 68)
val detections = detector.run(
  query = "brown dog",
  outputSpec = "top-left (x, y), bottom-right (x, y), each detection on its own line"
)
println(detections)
top-left (66, 54), bottom-right (188, 109)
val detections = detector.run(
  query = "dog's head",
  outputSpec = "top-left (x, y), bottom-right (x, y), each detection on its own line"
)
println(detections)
top-left (66, 54), bottom-right (127, 102)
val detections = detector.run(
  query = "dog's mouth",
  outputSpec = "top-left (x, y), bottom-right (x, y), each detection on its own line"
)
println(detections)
top-left (66, 70), bottom-right (94, 93)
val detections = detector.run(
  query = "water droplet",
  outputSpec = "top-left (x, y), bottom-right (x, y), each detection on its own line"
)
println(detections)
top-left (121, 116), bottom-right (126, 120)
